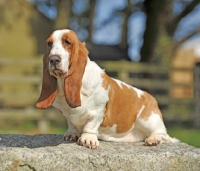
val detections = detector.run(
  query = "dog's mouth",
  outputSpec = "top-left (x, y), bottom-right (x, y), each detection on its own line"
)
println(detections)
top-left (49, 69), bottom-right (66, 78)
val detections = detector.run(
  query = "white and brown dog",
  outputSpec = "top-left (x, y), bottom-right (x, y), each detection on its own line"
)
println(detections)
top-left (36, 29), bottom-right (179, 149)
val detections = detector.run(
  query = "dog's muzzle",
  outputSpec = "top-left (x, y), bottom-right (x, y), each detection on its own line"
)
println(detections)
top-left (49, 55), bottom-right (61, 67)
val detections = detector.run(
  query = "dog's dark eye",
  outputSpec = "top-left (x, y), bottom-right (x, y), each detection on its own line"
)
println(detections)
top-left (64, 40), bottom-right (71, 46)
top-left (47, 41), bottom-right (53, 47)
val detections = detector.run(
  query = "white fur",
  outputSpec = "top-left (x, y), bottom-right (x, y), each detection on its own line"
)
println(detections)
top-left (48, 29), bottom-right (179, 149)
top-left (133, 87), bottom-right (144, 98)
top-left (49, 29), bottom-right (71, 74)
top-left (52, 59), bottom-right (109, 141)
top-left (112, 79), bottom-right (144, 98)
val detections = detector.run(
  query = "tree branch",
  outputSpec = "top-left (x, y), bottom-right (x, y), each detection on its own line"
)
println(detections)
top-left (175, 27), bottom-right (200, 48)
top-left (173, 0), bottom-right (200, 26)
top-left (95, 1), bottom-right (135, 31)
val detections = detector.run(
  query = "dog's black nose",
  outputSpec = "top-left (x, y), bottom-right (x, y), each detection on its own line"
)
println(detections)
top-left (49, 55), bottom-right (61, 66)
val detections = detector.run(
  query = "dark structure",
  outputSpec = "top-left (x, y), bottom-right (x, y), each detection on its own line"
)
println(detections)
top-left (86, 43), bottom-right (131, 61)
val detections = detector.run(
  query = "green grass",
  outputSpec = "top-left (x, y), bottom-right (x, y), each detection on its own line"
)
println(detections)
top-left (168, 127), bottom-right (200, 148)
top-left (0, 120), bottom-right (66, 134)
top-left (0, 121), bottom-right (199, 148)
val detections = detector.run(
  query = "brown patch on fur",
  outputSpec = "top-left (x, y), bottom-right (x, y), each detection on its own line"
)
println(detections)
top-left (100, 72), bottom-right (163, 134)
top-left (138, 94), bottom-right (163, 121)
top-left (62, 31), bottom-right (88, 108)
top-left (36, 53), bottom-right (57, 109)
top-left (46, 35), bottom-right (53, 45)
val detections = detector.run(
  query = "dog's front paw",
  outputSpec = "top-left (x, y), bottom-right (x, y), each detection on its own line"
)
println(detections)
top-left (78, 133), bottom-right (99, 149)
top-left (63, 131), bottom-right (81, 141)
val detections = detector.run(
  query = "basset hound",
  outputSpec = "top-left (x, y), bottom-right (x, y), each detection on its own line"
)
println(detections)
top-left (36, 29), bottom-right (179, 149)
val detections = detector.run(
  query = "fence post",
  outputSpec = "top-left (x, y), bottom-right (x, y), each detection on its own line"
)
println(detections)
top-left (117, 61), bottom-right (130, 82)
top-left (194, 64), bottom-right (200, 129)
top-left (38, 111), bottom-right (50, 133)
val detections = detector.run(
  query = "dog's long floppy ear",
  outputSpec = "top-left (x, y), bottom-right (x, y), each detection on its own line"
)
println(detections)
top-left (36, 53), bottom-right (57, 109)
top-left (64, 34), bottom-right (88, 108)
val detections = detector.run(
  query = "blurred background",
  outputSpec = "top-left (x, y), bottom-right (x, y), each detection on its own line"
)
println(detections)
top-left (0, 0), bottom-right (200, 147)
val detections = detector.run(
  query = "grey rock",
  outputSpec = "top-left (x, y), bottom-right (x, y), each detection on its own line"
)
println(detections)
top-left (0, 134), bottom-right (199, 171)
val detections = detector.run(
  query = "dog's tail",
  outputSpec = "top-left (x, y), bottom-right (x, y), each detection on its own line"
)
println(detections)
top-left (161, 134), bottom-right (180, 144)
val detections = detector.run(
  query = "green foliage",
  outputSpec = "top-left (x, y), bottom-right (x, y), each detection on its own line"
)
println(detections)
top-left (155, 29), bottom-right (174, 64)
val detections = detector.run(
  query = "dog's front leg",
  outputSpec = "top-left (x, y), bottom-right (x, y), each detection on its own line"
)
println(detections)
top-left (78, 114), bottom-right (103, 149)
top-left (63, 119), bottom-right (81, 141)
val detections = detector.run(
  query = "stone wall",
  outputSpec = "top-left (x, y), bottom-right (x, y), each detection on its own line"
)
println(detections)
top-left (0, 134), bottom-right (200, 171)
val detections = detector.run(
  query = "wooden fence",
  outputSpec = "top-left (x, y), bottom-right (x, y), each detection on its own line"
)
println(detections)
top-left (0, 58), bottom-right (199, 132)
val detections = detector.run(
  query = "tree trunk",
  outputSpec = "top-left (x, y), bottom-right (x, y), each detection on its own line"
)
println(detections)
top-left (140, 0), bottom-right (200, 64)
top-left (32, 11), bottom-right (54, 54)
top-left (54, 0), bottom-right (72, 29)
top-left (120, 0), bottom-right (133, 49)
top-left (140, 0), bottom-right (173, 63)
top-left (87, 0), bottom-right (96, 42)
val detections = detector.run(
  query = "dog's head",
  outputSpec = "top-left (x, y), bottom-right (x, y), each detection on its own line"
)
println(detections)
top-left (36, 29), bottom-right (88, 109)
